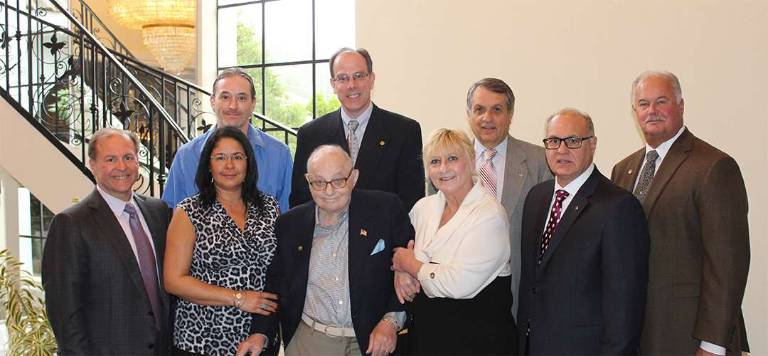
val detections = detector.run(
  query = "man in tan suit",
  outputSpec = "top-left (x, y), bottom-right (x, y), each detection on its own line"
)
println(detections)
top-left (612, 71), bottom-right (750, 356)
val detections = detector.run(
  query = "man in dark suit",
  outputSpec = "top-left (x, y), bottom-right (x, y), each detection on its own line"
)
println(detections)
top-left (465, 78), bottom-right (552, 317)
top-left (612, 71), bottom-right (750, 356)
top-left (42, 128), bottom-right (171, 355)
top-left (289, 47), bottom-right (424, 210)
top-left (248, 145), bottom-right (413, 356)
top-left (518, 109), bottom-right (649, 355)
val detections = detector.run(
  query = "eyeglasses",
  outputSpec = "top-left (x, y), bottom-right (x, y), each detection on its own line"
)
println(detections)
top-left (306, 170), bottom-right (353, 191)
top-left (332, 72), bottom-right (370, 84)
top-left (543, 136), bottom-right (594, 150)
top-left (211, 153), bottom-right (247, 162)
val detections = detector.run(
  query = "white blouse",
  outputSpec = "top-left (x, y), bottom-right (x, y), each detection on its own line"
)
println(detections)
top-left (410, 182), bottom-right (511, 299)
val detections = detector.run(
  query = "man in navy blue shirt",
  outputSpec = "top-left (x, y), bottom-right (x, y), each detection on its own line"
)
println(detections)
top-left (163, 68), bottom-right (292, 211)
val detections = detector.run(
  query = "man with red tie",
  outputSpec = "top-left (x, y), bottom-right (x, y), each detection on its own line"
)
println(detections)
top-left (518, 108), bottom-right (649, 355)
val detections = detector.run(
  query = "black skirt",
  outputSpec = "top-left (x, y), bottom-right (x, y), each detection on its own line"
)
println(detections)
top-left (407, 276), bottom-right (518, 355)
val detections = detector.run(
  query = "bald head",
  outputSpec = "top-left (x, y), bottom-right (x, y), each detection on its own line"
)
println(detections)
top-left (306, 145), bottom-right (353, 174)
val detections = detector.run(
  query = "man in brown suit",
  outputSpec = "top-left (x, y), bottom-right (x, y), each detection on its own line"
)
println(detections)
top-left (612, 71), bottom-right (750, 356)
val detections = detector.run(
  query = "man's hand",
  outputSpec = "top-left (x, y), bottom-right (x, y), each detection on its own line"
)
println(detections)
top-left (236, 333), bottom-right (266, 356)
top-left (394, 271), bottom-right (420, 304)
top-left (367, 320), bottom-right (397, 356)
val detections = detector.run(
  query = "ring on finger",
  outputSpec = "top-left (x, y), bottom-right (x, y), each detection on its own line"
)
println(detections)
top-left (259, 303), bottom-right (268, 309)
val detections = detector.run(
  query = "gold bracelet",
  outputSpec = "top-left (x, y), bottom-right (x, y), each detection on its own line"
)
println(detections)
top-left (233, 292), bottom-right (243, 309)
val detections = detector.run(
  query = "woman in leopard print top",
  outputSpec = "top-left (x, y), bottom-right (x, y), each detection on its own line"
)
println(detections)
top-left (165, 127), bottom-right (280, 355)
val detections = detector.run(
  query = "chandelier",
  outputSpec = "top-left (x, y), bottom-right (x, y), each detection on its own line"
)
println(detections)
top-left (109, 0), bottom-right (196, 74)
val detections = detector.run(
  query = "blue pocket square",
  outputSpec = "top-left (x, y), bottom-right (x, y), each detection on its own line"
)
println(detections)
top-left (370, 239), bottom-right (385, 255)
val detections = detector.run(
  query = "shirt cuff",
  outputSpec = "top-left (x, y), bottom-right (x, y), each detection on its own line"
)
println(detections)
top-left (699, 340), bottom-right (725, 355)
top-left (383, 311), bottom-right (406, 330)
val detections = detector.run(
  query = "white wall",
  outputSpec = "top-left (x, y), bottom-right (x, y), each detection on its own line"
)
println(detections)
top-left (358, 0), bottom-right (767, 352)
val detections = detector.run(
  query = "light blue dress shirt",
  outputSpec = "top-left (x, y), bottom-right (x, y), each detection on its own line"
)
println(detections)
top-left (162, 125), bottom-right (293, 212)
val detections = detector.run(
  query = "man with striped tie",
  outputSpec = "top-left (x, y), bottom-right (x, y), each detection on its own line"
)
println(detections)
top-left (465, 78), bottom-right (551, 320)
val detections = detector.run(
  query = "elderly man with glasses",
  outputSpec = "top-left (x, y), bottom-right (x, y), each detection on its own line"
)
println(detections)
top-left (247, 145), bottom-right (414, 356)
top-left (517, 108), bottom-right (650, 355)
top-left (289, 47), bottom-right (424, 211)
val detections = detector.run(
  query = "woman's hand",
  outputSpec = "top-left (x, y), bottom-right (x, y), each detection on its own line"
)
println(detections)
top-left (392, 240), bottom-right (423, 277)
top-left (237, 291), bottom-right (278, 315)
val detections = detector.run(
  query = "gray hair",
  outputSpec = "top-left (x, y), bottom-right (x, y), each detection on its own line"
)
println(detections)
top-left (212, 67), bottom-right (256, 99)
top-left (631, 70), bottom-right (683, 107)
top-left (306, 144), bottom-right (353, 172)
top-left (88, 128), bottom-right (139, 160)
top-left (546, 108), bottom-right (595, 136)
top-left (466, 78), bottom-right (516, 115)
top-left (329, 48), bottom-right (373, 77)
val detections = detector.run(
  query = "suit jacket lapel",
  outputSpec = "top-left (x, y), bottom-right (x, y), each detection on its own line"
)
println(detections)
top-left (347, 191), bottom-right (379, 315)
top-left (354, 105), bottom-right (387, 184)
top-left (537, 169), bottom-right (599, 273)
top-left (293, 204), bottom-right (317, 300)
top-left (641, 129), bottom-right (693, 216)
top-left (501, 136), bottom-right (528, 216)
top-left (85, 191), bottom-right (148, 300)
top-left (614, 149), bottom-right (644, 192)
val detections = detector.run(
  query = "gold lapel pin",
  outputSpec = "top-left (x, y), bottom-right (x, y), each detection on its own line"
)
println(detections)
top-left (379, 140), bottom-right (385, 146)
top-left (298, 245), bottom-right (303, 252)
top-left (360, 229), bottom-right (368, 237)
top-left (628, 169), bottom-right (633, 175)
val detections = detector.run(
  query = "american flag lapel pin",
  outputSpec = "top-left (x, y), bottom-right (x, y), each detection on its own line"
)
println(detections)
top-left (360, 229), bottom-right (368, 237)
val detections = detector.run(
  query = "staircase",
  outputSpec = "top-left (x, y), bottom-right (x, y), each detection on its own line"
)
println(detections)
top-left (0, 0), bottom-right (296, 213)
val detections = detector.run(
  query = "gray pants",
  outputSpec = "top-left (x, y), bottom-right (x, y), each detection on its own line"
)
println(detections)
top-left (285, 321), bottom-right (362, 356)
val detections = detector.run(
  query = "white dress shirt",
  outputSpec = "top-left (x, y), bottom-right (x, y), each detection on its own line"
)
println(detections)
top-left (96, 186), bottom-right (157, 264)
top-left (541, 164), bottom-right (595, 234)
top-left (340, 102), bottom-right (373, 140)
top-left (632, 125), bottom-right (686, 190)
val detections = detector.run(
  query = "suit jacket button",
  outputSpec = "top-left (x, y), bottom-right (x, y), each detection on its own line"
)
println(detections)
top-left (147, 343), bottom-right (154, 349)
top-left (532, 287), bottom-right (537, 294)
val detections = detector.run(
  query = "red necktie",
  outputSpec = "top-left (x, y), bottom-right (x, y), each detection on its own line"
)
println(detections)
top-left (538, 189), bottom-right (569, 264)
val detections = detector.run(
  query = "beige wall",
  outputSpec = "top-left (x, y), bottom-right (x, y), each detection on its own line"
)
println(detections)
top-left (358, 0), bottom-right (767, 352)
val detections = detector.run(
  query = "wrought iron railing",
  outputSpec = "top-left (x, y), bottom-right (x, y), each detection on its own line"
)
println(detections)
top-left (0, 0), bottom-right (188, 197)
top-left (0, 0), bottom-right (297, 199)
top-left (70, 0), bottom-right (133, 58)
top-left (68, 0), bottom-right (297, 145)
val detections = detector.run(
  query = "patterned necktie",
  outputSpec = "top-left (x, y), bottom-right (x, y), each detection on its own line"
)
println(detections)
top-left (538, 189), bottom-right (569, 264)
top-left (633, 150), bottom-right (659, 202)
top-left (478, 148), bottom-right (498, 199)
top-left (124, 203), bottom-right (161, 325)
top-left (347, 119), bottom-right (360, 164)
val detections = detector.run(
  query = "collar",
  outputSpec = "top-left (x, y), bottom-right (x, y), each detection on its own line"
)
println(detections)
top-left (96, 185), bottom-right (136, 216)
top-left (473, 136), bottom-right (509, 162)
top-left (554, 163), bottom-right (595, 197)
top-left (314, 206), bottom-right (350, 232)
top-left (645, 125), bottom-right (685, 162)
top-left (340, 102), bottom-right (373, 126)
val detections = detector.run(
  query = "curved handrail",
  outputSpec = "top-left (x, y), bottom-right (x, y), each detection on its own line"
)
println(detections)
top-left (45, 0), bottom-right (188, 142)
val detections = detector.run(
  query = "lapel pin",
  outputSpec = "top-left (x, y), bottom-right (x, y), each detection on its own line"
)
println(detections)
top-left (360, 229), bottom-right (368, 237)
top-left (575, 205), bottom-right (579, 211)
top-left (379, 140), bottom-right (385, 146)
top-left (628, 169), bottom-right (633, 175)
top-left (297, 245), bottom-right (303, 252)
